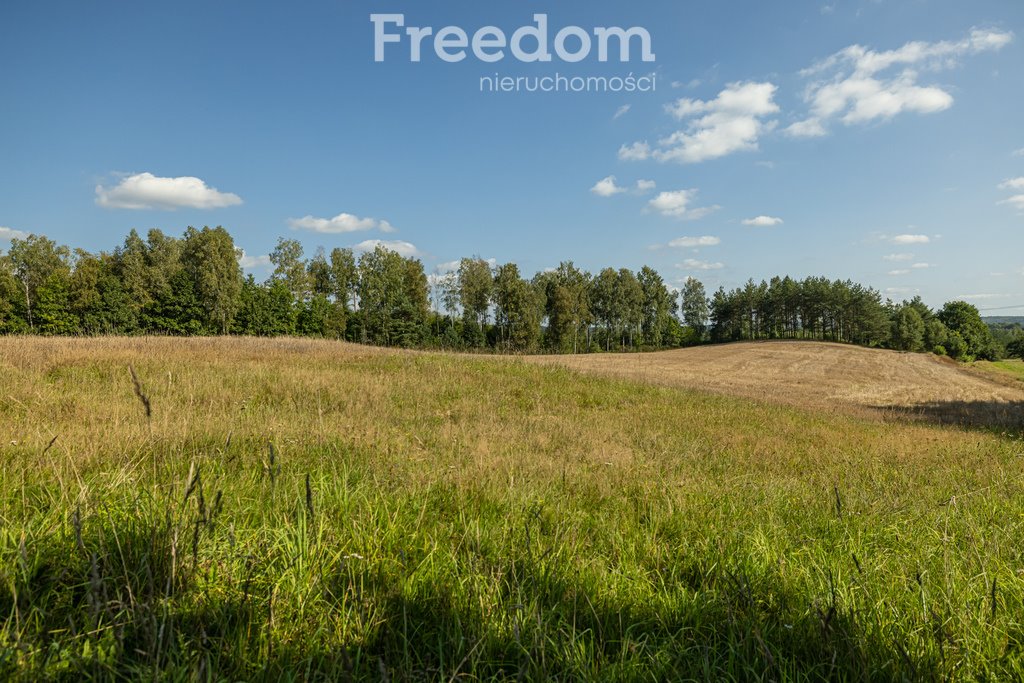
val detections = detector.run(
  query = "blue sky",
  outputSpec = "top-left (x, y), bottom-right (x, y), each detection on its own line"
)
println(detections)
top-left (1, 0), bottom-right (1022, 311)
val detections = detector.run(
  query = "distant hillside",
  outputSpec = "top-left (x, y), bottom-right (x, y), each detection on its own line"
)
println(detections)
top-left (985, 316), bottom-right (1024, 325)
top-left (528, 341), bottom-right (1024, 426)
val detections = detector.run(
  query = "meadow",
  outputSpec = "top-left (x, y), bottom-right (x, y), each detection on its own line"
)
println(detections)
top-left (976, 358), bottom-right (1024, 384)
top-left (1, 336), bottom-right (1023, 681)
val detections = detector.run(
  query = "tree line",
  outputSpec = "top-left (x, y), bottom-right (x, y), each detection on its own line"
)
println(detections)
top-left (0, 226), bottom-right (1017, 362)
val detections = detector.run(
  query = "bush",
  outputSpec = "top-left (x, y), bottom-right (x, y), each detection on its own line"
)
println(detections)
top-left (932, 345), bottom-right (947, 356)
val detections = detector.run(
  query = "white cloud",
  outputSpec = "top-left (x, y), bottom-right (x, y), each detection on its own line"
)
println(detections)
top-left (668, 236), bottom-right (720, 248)
top-left (648, 189), bottom-right (720, 219)
top-left (0, 226), bottom-right (29, 242)
top-left (885, 287), bottom-right (920, 295)
top-left (643, 82), bottom-right (779, 163)
top-left (435, 260), bottom-right (461, 273)
top-left (957, 293), bottom-right (1009, 300)
top-left (434, 257), bottom-right (496, 273)
top-left (649, 190), bottom-right (693, 216)
top-left (618, 141), bottom-right (651, 161)
top-left (788, 28), bottom-right (1014, 137)
top-left (95, 172), bottom-right (242, 210)
top-left (590, 176), bottom-right (626, 197)
top-left (353, 239), bottom-right (421, 258)
top-left (613, 104), bottom-right (631, 120)
top-left (997, 178), bottom-right (1024, 212)
top-left (884, 253), bottom-right (914, 261)
top-left (237, 250), bottom-right (271, 269)
top-left (890, 234), bottom-right (930, 245)
top-left (999, 195), bottom-right (1024, 211)
top-left (888, 269), bottom-right (910, 276)
top-left (911, 262), bottom-right (932, 269)
top-left (741, 215), bottom-right (783, 227)
top-left (785, 118), bottom-right (828, 138)
top-left (592, 177), bottom-right (655, 197)
top-left (678, 258), bottom-right (724, 271)
top-left (289, 212), bottom-right (396, 234)
top-left (1013, 148), bottom-right (1024, 157)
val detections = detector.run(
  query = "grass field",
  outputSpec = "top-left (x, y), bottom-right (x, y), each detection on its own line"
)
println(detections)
top-left (975, 358), bottom-right (1024, 384)
top-left (2, 337), bottom-right (1024, 680)
top-left (529, 341), bottom-right (1024, 430)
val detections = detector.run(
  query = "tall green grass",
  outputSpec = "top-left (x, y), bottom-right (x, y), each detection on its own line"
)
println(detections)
top-left (1, 337), bottom-right (1023, 680)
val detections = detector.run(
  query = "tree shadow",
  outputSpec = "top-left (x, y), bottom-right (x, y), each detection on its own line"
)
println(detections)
top-left (6, 525), bottom-right (945, 682)
top-left (872, 400), bottom-right (1024, 434)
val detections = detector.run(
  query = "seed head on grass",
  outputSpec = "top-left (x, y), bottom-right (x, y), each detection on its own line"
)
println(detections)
top-left (305, 473), bottom-right (315, 519)
top-left (128, 365), bottom-right (152, 419)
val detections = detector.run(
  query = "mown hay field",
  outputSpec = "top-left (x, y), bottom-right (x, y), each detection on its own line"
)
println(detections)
top-left (527, 341), bottom-right (1024, 428)
top-left (1, 336), bottom-right (1024, 680)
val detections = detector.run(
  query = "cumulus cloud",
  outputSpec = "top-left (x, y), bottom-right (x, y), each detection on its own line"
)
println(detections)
top-left (678, 258), bottom-right (724, 271)
top-left (237, 250), bottom-right (271, 269)
top-left (1000, 195), bottom-right (1024, 211)
top-left (618, 141), bottom-right (651, 161)
top-left (353, 239), bottom-right (421, 258)
top-left (613, 104), bottom-right (631, 120)
top-left (649, 190), bottom-right (693, 216)
top-left (590, 176), bottom-right (626, 197)
top-left (289, 212), bottom-right (395, 234)
top-left (628, 82), bottom-right (779, 164)
top-left (888, 269), bottom-right (910, 276)
top-left (787, 28), bottom-right (1013, 137)
top-left (648, 189), bottom-right (720, 219)
top-left (884, 253), bottom-right (914, 261)
top-left (997, 178), bottom-right (1024, 212)
top-left (890, 234), bottom-right (930, 245)
top-left (741, 215), bottom-right (783, 227)
top-left (592, 176), bottom-right (656, 197)
top-left (668, 236), bottom-right (720, 248)
top-left (434, 260), bottom-right (461, 273)
top-left (886, 286), bottom-right (920, 295)
top-left (96, 172), bottom-right (242, 210)
top-left (0, 226), bottom-right (29, 242)
top-left (911, 262), bottom-right (932, 269)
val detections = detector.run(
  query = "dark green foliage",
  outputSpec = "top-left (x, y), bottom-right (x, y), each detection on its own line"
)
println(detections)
top-left (709, 276), bottom-right (891, 347)
top-left (6, 234), bottom-right (71, 330)
top-left (891, 306), bottom-right (925, 352)
top-left (0, 255), bottom-right (28, 332)
top-left (938, 301), bottom-right (995, 361)
top-left (357, 246), bottom-right (428, 347)
top-left (142, 270), bottom-right (208, 335)
top-left (1007, 337), bottom-right (1024, 360)
top-left (181, 226), bottom-right (243, 334)
top-left (0, 228), bottom-right (999, 364)
top-left (493, 263), bottom-right (542, 353)
top-left (680, 277), bottom-right (709, 339)
top-left (35, 271), bottom-right (79, 335)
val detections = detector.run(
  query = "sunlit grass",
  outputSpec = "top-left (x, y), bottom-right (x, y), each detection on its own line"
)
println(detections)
top-left (1, 336), bottom-right (1023, 680)
top-left (979, 358), bottom-right (1024, 381)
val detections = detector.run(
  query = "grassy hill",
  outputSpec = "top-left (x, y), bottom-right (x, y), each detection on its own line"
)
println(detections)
top-left (529, 340), bottom-right (1024, 430)
top-left (1, 337), bottom-right (1024, 680)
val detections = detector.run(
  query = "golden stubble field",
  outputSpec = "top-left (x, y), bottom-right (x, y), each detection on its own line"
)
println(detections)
top-left (526, 340), bottom-right (1024, 427)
